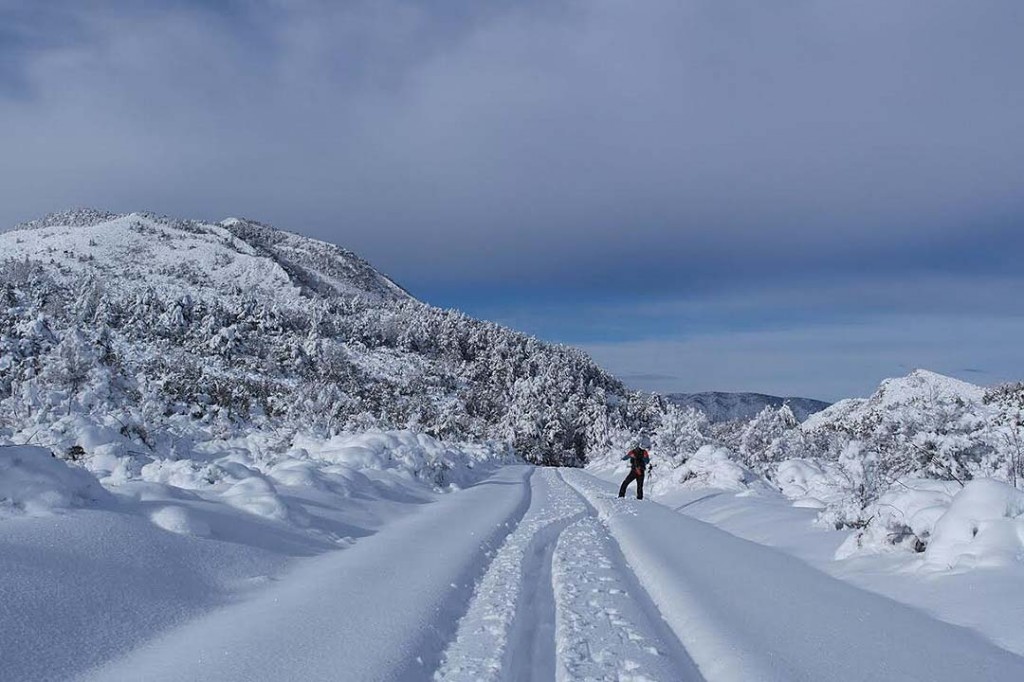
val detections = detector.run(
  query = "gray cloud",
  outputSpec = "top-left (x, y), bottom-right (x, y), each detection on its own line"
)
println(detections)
top-left (2, 1), bottom-right (1022, 396)
top-left (2, 2), bottom-right (1022, 275)
top-left (581, 314), bottom-right (1024, 401)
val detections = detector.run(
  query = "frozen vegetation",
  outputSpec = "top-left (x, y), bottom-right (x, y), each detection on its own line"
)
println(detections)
top-left (3, 209), bottom-right (1024, 679)
top-left (0, 209), bottom-right (659, 470)
top-left (664, 391), bottom-right (830, 423)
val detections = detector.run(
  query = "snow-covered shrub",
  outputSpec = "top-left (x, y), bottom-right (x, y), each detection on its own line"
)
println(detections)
top-left (0, 445), bottom-right (111, 517)
top-left (924, 479), bottom-right (1024, 570)
top-left (149, 505), bottom-right (211, 537)
top-left (834, 479), bottom-right (960, 559)
top-left (774, 458), bottom-right (847, 511)
top-left (738, 404), bottom-right (798, 474)
top-left (652, 405), bottom-right (709, 465)
top-left (675, 445), bottom-right (769, 492)
top-left (775, 370), bottom-right (1011, 531)
top-left (295, 429), bottom-right (514, 490)
top-left (984, 382), bottom-right (1024, 488)
top-left (835, 478), bottom-right (1024, 567)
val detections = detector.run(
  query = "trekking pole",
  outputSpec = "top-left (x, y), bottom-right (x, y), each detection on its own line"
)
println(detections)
top-left (647, 462), bottom-right (655, 499)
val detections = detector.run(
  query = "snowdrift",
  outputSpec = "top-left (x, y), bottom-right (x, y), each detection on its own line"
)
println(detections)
top-left (0, 444), bottom-right (112, 516)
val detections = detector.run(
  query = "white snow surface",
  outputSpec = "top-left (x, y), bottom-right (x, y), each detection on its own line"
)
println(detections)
top-left (0, 430), bottom-right (513, 681)
top-left (636, 469), bottom-right (1024, 662)
top-left (0, 445), bottom-right (112, 516)
top-left (82, 466), bottom-right (533, 682)
top-left (566, 469), bottom-right (1024, 681)
top-left (925, 478), bottom-right (1024, 570)
top-left (2, 460), bottom-right (1012, 681)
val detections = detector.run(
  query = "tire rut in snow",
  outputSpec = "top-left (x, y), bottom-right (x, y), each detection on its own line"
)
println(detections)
top-left (433, 468), bottom-right (588, 681)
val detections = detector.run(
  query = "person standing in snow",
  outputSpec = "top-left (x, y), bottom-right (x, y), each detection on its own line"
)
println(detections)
top-left (618, 444), bottom-right (650, 500)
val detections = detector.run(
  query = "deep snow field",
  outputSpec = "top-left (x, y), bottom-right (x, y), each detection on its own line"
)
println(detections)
top-left (4, 437), bottom-right (1024, 681)
top-left (0, 433), bottom-right (513, 681)
top-left (589, 450), bottom-right (1024, 659)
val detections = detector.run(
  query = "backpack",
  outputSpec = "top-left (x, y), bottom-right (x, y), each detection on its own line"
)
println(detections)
top-left (629, 447), bottom-right (647, 471)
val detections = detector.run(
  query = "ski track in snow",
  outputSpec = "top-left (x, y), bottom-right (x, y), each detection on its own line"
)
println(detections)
top-left (552, 514), bottom-right (702, 682)
top-left (561, 469), bottom-right (1024, 682)
top-left (79, 466), bottom-right (535, 682)
top-left (433, 468), bottom-right (587, 681)
top-left (73, 465), bottom-right (1024, 682)
top-left (435, 468), bottom-right (701, 682)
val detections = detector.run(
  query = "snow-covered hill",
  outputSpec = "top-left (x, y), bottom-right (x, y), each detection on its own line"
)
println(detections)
top-left (0, 210), bottom-right (660, 469)
top-left (802, 368), bottom-right (984, 430)
top-left (665, 391), bottom-right (829, 423)
top-left (5, 209), bottom-right (409, 304)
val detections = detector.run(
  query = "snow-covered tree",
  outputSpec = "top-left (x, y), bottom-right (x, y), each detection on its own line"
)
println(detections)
top-left (738, 404), bottom-right (798, 474)
top-left (652, 405), bottom-right (709, 466)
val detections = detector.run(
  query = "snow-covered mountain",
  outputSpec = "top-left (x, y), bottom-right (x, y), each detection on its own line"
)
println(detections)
top-left (664, 391), bottom-right (830, 423)
top-left (801, 369), bottom-right (984, 431)
top-left (4, 208), bottom-right (410, 303)
top-left (0, 210), bottom-right (659, 467)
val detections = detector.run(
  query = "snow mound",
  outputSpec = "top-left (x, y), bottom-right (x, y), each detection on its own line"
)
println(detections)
top-left (926, 479), bottom-right (1024, 570)
top-left (150, 505), bottom-right (211, 537)
top-left (296, 429), bottom-right (511, 489)
top-left (835, 479), bottom-right (960, 559)
top-left (676, 445), bottom-right (769, 492)
top-left (775, 458), bottom-right (836, 507)
top-left (222, 476), bottom-right (292, 522)
top-left (0, 445), bottom-right (111, 517)
top-left (835, 478), bottom-right (1024, 568)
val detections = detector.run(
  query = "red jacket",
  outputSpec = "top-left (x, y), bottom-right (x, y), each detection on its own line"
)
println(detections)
top-left (623, 447), bottom-right (650, 472)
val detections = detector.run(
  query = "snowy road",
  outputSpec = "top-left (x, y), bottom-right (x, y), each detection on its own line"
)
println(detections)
top-left (81, 466), bottom-right (1024, 682)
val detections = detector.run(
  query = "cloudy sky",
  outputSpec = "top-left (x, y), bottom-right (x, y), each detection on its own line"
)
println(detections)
top-left (2, 0), bottom-right (1022, 400)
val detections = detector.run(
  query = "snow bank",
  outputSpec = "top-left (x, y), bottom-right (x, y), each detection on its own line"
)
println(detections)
top-left (835, 478), bottom-right (1024, 569)
top-left (774, 458), bottom-right (843, 510)
top-left (149, 505), bottom-right (212, 537)
top-left (562, 469), bottom-right (1024, 682)
top-left (0, 445), bottom-right (111, 517)
top-left (674, 445), bottom-right (770, 493)
top-left (294, 429), bottom-right (512, 490)
top-left (926, 479), bottom-right (1024, 570)
top-left (834, 479), bottom-right (959, 559)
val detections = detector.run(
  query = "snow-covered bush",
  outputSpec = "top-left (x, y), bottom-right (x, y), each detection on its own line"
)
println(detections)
top-left (836, 478), bottom-right (1024, 568)
top-left (834, 479), bottom-right (959, 558)
top-left (0, 445), bottom-right (111, 517)
top-left (737, 404), bottom-right (798, 474)
top-left (765, 371), bottom-right (1024, 531)
top-left (652, 405), bottom-right (709, 466)
top-left (295, 429), bottom-right (514, 490)
top-left (984, 382), bottom-right (1024, 488)
top-left (774, 458), bottom-right (847, 511)
top-left (675, 445), bottom-right (769, 492)
top-left (924, 479), bottom-right (1024, 570)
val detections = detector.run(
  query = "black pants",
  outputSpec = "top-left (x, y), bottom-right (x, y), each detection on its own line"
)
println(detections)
top-left (618, 469), bottom-right (645, 499)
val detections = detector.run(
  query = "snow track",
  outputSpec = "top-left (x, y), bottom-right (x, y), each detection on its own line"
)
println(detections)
top-left (434, 468), bottom-right (587, 680)
top-left (80, 466), bottom-right (534, 682)
top-left (78, 465), bottom-right (1024, 682)
top-left (562, 469), bottom-right (1024, 682)
top-left (436, 468), bottom-right (700, 682)
top-left (553, 515), bottom-right (702, 681)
